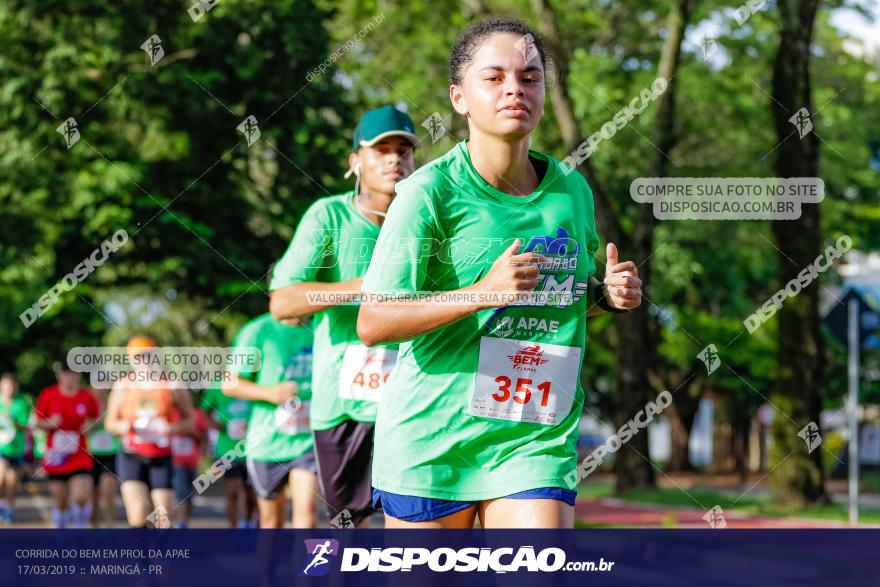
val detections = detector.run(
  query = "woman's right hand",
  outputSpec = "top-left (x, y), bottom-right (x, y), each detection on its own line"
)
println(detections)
top-left (472, 239), bottom-right (547, 309)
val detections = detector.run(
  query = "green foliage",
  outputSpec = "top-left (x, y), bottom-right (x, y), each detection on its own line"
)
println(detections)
top-left (1, 0), bottom-right (355, 391)
top-left (1, 2), bottom-right (878, 493)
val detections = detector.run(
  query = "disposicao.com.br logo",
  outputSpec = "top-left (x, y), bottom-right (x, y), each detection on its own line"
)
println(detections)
top-left (301, 540), bottom-right (614, 574)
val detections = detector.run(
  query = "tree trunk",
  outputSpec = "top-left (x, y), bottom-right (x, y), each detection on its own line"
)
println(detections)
top-left (768, 0), bottom-right (829, 506)
top-left (733, 413), bottom-right (750, 483)
top-left (666, 390), bottom-right (700, 472)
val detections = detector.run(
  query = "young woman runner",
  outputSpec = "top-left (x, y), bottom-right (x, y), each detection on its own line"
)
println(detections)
top-left (357, 18), bottom-right (642, 529)
top-left (104, 336), bottom-right (194, 528)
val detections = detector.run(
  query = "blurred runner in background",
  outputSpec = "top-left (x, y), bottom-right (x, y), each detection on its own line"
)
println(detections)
top-left (34, 359), bottom-right (99, 528)
top-left (88, 387), bottom-right (120, 527)
top-left (223, 312), bottom-right (318, 528)
top-left (104, 336), bottom-right (194, 528)
top-left (0, 373), bottom-right (31, 525)
top-left (269, 106), bottom-right (418, 527)
top-left (171, 399), bottom-right (209, 528)
top-left (202, 385), bottom-right (257, 527)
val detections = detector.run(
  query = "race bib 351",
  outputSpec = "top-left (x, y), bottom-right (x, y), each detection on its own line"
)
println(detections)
top-left (470, 337), bottom-right (580, 425)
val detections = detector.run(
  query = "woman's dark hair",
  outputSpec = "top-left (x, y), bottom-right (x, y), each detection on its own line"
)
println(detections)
top-left (449, 17), bottom-right (548, 85)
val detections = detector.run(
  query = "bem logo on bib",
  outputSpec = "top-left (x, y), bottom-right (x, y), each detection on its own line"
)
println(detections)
top-left (507, 346), bottom-right (548, 372)
top-left (76, 404), bottom-right (86, 415)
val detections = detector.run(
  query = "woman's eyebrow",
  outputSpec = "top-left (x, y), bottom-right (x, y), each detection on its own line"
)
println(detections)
top-left (478, 65), bottom-right (543, 74)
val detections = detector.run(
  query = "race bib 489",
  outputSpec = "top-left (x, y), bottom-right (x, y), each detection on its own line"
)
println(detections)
top-left (338, 345), bottom-right (397, 402)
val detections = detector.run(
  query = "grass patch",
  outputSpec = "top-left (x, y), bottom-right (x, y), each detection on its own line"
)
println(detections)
top-left (578, 482), bottom-right (880, 524)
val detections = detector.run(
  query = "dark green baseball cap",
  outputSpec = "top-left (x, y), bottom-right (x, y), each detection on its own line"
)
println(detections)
top-left (352, 105), bottom-right (420, 151)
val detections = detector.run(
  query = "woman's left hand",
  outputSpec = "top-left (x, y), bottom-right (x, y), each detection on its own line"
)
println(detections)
top-left (603, 243), bottom-right (642, 311)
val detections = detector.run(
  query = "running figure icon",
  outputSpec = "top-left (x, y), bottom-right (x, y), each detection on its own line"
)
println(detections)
top-left (302, 539), bottom-right (338, 576)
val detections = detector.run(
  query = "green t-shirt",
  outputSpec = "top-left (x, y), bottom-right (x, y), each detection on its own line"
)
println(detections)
top-left (0, 396), bottom-right (31, 458)
top-left (270, 191), bottom-right (394, 430)
top-left (88, 422), bottom-right (120, 456)
top-left (231, 313), bottom-right (314, 462)
top-left (362, 140), bottom-right (600, 500)
top-left (32, 427), bottom-right (46, 459)
top-left (201, 387), bottom-right (252, 459)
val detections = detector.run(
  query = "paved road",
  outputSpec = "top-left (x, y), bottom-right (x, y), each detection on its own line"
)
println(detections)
top-left (4, 477), bottom-right (384, 529)
top-left (5, 477), bottom-right (872, 529)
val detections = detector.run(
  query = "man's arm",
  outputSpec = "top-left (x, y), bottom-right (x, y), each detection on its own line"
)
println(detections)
top-left (34, 416), bottom-right (59, 432)
top-left (269, 201), bottom-right (360, 321)
top-left (33, 393), bottom-right (59, 432)
top-left (269, 278), bottom-right (363, 321)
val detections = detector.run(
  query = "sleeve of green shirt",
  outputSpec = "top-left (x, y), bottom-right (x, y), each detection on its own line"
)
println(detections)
top-left (200, 387), bottom-right (218, 412)
top-left (270, 201), bottom-right (335, 291)
top-left (12, 398), bottom-right (31, 427)
top-left (230, 321), bottom-right (260, 382)
top-left (581, 180), bottom-right (601, 259)
top-left (362, 180), bottom-right (437, 295)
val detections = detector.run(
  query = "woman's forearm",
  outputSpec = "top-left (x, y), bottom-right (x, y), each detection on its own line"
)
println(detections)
top-left (357, 285), bottom-right (483, 346)
top-left (358, 241), bottom-right (547, 346)
top-left (103, 390), bottom-right (129, 435)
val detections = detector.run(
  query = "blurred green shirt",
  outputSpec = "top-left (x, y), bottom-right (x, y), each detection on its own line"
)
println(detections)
top-left (0, 396), bottom-right (31, 458)
top-left (231, 313), bottom-right (314, 462)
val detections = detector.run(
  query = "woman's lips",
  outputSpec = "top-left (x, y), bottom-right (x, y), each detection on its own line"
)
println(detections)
top-left (499, 107), bottom-right (530, 119)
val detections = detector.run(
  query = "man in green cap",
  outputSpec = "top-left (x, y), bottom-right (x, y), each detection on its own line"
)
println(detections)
top-left (269, 105), bottom-right (418, 527)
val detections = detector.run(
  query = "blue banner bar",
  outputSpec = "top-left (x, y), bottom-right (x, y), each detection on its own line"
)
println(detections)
top-left (1, 529), bottom-right (875, 586)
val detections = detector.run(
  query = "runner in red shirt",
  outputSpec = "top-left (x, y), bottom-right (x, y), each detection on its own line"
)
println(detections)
top-left (170, 405), bottom-right (208, 528)
top-left (34, 359), bottom-right (99, 528)
top-left (104, 336), bottom-right (194, 528)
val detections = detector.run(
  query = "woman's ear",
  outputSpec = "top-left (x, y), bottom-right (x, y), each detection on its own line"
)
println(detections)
top-left (450, 84), bottom-right (468, 116)
top-left (348, 152), bottom-right (359, 172)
